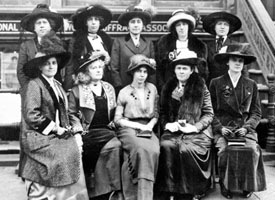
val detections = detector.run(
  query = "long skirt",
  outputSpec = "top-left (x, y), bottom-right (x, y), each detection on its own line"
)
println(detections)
top-left (156, 131), bottom-right (212, 195)
top-left (82, 127), bottom-right (122, 198)
top-left (216, 136), bottom-right (266, 192)
top-left (25, 159), bottom-right (89, 200)
top-left (117, 127), bottom-right (160, 200)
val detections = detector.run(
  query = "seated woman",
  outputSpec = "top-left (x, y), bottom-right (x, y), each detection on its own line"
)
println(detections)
top-left (19, 38), bottom-right (88, 200)
top-left (156, 49), bottom-right (213, 200)
top-left (209, 43), bottom-right (266, 199)
top-left (68, 53), bottom-right (122, 199)
top-left (114, 54), bottom-right (160, 200)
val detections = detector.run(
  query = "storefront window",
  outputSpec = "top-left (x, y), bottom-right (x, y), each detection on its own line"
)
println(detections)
top-left (0, 52), bottom-right (20, 89)
top-left (63, 0), bottom-right (136, 7)
top-left (0, 0), bottom-right (49, 6)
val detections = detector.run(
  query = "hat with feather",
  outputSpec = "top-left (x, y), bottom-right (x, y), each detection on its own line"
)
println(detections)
top-left (20, 4), bottom-right (63, 33)
top-left (214, 43), bottom-right (256, 65)
top-left (118, 2), bottom-right (156, 26)
top-left (23, 33), bottom-right (70, 78)
top-left (72, 4), bottom-right (112, 31)
top-left (127, 54), bottom-right (156, 75)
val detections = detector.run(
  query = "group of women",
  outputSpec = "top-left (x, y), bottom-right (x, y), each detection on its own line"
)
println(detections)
top-left (17, 3), bottom-right (266, 200)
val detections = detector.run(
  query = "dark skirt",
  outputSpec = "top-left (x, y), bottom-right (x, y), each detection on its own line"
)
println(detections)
top-left (156, 131), bottom-right (212, 195)
top-left (82, 127), bottom-right (122, 197)
top-left (216, 136), bottom-right (266, 192)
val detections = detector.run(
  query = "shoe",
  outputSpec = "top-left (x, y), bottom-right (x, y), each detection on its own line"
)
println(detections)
top-left (219, 181), bottom-right (232, 199)
top-left (192, 193), bottom-right (205, 200)
top-left (243, 191), bottom-right (253, 198)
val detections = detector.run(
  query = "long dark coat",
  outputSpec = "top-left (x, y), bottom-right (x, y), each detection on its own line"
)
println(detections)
top-left (156, 33), bottom-right (208, 92)
top-left (209, 73), bottom-right (261, 142)
top-left (63, 30), bottom-right (113, 91)
top-left (20, 76), bottom-right (80, 187)
top-left (110, 34), bottom-right (155, 89)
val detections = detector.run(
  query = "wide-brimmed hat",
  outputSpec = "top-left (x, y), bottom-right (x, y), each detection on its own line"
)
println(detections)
top-left (72, 4), bottom-right (112, 31)
top-left (75, 51), bottom-right (106, 74)
top-left (118, 5), bottom-right (152, 26)
top-left (127, 54), bottom-right (156, 75)
top-left (169, 49), bottom-right (205, 68)
top-left (23, 35), bottom-right (70, 78)
top-left (167, 9), bottom-right (196, 32)
top-left (202, 11), bottom-right (242, 35)
top-left (20, 4), bottom-right (63, 33)
top-left (214, 43), bottom-right (256, 65)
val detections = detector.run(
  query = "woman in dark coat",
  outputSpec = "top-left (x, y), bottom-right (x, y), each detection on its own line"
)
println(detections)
top-left (156, 50), bottom-right (213, 200)
top-left (202, 11), bottom-right (243, 86)
top-left (209, 43), bottom-right (266, 199)
top-left (20, 37), bottom-right (88, 200)
top-left (68, 53), bottom-right (122, 199)
top-left (156, 9), bottom-right (208, 92)
top-left (63, 4), bottom-right (113, 91)
top-left (110, 4), bottom-right (156, 94)
top-left (17, 4), bottom-right (64, 89)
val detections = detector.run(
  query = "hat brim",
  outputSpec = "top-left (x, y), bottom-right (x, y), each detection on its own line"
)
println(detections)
top-left (76, 55), bottom-right (105, 74)
top-left (23, 52), bottom-right (70, 78)
top-left (171, 58), bottom-right (202, 68)
top-left (118, 11), bottom-right (151, 26)
top-left (167, 13), bottom-right (196, 31)
top-left (20, 12), bottom-right (63, 32)
top-left (202, 12), bottom-right (242, 35)
top-left (72, 5), bottom-right (112, 30)
top-left (214, 52), bottom-right (256, 65)
top-left (127, 63), bottom-right (155, 76)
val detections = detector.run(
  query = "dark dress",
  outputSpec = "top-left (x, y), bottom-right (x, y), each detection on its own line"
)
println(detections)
top-left (209, 73), bottom-right (266, 192)
top-left (156, 73), bottom-right (213, 195)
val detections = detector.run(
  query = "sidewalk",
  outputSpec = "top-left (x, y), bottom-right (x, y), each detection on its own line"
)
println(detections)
top-left (0, 142), bottom-right (275, 200)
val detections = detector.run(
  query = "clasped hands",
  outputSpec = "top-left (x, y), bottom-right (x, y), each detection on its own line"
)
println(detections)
top-left (221, 127), bottom-right (247, 137)
top-left (165, 120), bottom-right (198, 134)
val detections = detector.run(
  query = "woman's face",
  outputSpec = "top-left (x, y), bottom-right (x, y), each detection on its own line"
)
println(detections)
top-left (227, 56), bottom-right (244, 73)
top-left (34, 18), bottom-right (52, 38)
top-left (215, 20), bottom-right (230, 37)
top-left (175, 20), bottom-right (189, 38)
top-left (174, 64), bottom-right (193, 83)
top-left (87, 59), bottom-right (104, 81)
top-left (132, 66), bottom-right (148, 84)
top-left (40, 57), bottom-right (58, 78)
top-left (86, 16), bottom-right (101, 33)
top-left (128, 17), bottom-right (143, 35)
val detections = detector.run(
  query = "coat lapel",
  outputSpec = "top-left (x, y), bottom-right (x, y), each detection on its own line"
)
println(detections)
top-left (239, 77), bottom-right (252, 105)
top-left (124, 34), bottom-right (148, 54)
top-left (222, 74), bottom-right (242, 115)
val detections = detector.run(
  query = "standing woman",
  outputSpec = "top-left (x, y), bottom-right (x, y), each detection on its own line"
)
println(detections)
top-left (111, 4), bottom-right (156, 94)
top-left (156, 50), bottom-right (213, 200)
top-left (68, 53), bottom-right (122, 199)
top-left (20, 40), bottom-right (88, 200)
top-left (202, 11), bottom-right (242, 86)
top-left (17, 4), bottom-right (64, 89)
top-left (114, 54), bottom-right (160, 200)
top-left (63, 4), bottom-right (113, 91)
top-left (156, 8), bottom-right (208, 92)
top-left (209, 43), bottom-right (266, 199)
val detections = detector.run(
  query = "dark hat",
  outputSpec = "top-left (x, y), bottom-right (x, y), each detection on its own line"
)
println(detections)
top-left (169, 49), bottom-right (204, 68)
top-left (214, 43), bottom-right (256, 65)
top-left (75, 51), bottom-right (107, 74)
top-left (20, 4), bottom-right (63, 33)
top-left (127, 54), bottom-right (156, 75)
top-left (202, 11), bottom-right (242, 35)
top-left (23, 35), bottom-right (70, 78)
top-left (167, 9), bottom-right (196, 31)
top-left (72, 4), bottom-right (112, 31)
top-left (118, 5), bottom-right (153, 26)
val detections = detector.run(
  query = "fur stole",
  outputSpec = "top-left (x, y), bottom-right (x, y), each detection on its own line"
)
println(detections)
top-left (163, 73), bottom-right (205, 124)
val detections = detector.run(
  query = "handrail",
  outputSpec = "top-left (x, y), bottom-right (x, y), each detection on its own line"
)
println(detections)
top-left (236, 0), bottom-right (275, 84)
